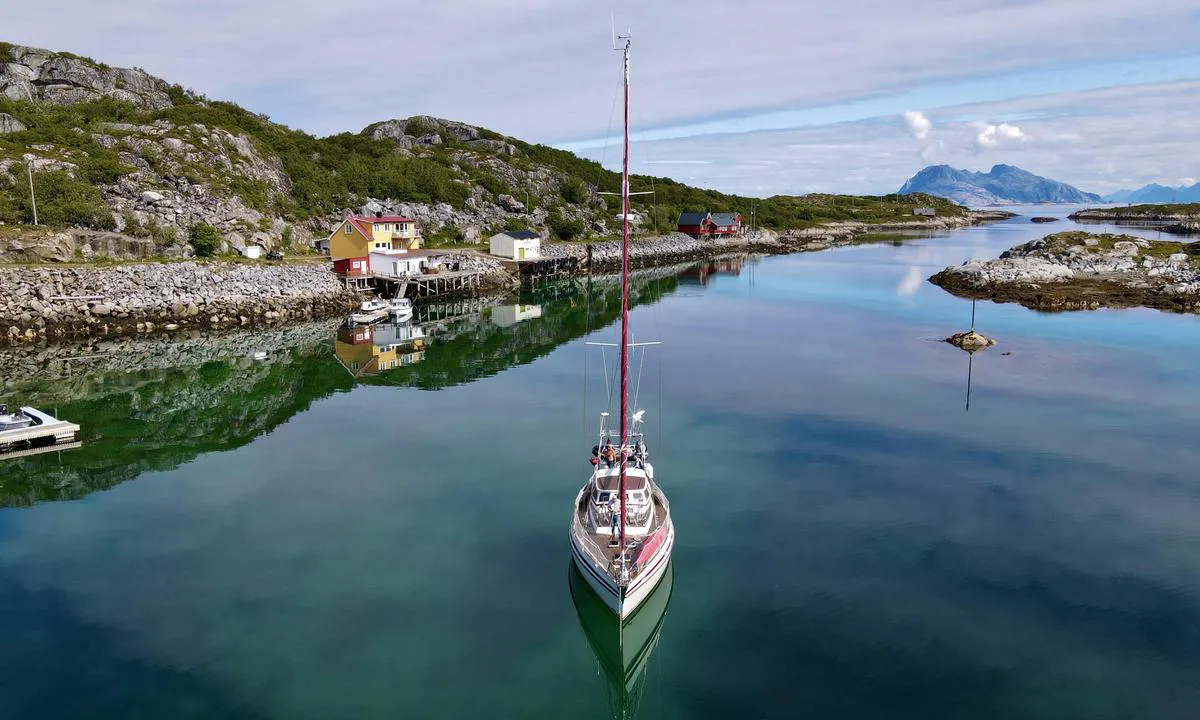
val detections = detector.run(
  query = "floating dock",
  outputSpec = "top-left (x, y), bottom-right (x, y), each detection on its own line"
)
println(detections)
top-left (0, 407), bottom-right (81, 459)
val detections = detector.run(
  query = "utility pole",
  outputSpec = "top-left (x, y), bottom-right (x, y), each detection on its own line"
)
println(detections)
top-left (27, 163), bottom-right (38, 226)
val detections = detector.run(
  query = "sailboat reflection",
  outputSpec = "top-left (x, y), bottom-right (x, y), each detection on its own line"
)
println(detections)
top-left (569, 561), bottom-right (674, 719)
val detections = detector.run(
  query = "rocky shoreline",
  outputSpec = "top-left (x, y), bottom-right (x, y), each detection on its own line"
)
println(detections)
top-left (1, 261), bottom-right (361, 342)
top-left (550, 210), bottom-right (1013, 272)
top-left (930, 231), bottom-right (1200, 313)
top-left (1069, 207), bottom-right (1200, 236)
top-left (1, 211), bottom-right (1011, 343)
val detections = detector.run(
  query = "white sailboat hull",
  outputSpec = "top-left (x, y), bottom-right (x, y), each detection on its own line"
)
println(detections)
top-left (570, 484), bottom-right (674, 619)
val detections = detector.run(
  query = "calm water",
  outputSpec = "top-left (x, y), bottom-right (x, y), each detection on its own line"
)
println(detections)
top-left (3, 207), bottom-right (1200, 719)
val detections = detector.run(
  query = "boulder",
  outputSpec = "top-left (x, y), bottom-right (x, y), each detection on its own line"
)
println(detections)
top-left (497, 194), bottom-right (526, 213)
top-left (0, 112), bottom-right (26, 134)
top-left (945, 330), bottom-right (996, 351)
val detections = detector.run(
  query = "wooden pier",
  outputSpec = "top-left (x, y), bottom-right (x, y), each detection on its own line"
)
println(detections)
top-left (340, 269), bottom-right (485, 299)
top-left (0, 407), bottom-right (81, 458)
top-left (507, 256), bottom-right (583, 287)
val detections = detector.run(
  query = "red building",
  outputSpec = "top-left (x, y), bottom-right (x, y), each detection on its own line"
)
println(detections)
top-left (676, 211), bottom-right (743, 238)
top-left (333, 257), bottom-right (370, 277)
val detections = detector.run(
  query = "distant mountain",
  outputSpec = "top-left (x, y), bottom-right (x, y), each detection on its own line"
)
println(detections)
top-left (1102, 182), bottom-right (1200, 204)
top-left (898, 164), bottom-right (1102, 206)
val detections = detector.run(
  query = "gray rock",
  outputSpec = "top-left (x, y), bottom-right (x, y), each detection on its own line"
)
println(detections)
top-left (0, 112), bottom-right (26, 134)
top-left (497, 194), bottom-right (526, 213)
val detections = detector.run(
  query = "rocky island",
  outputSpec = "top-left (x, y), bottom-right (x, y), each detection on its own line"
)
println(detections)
top-left (1069, 204), bottom-right (1200, 235)
top-left (930, 231), bottom-right (1200, 313)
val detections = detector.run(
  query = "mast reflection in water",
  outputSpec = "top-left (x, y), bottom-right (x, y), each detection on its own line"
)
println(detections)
top-left (569, 561), bottom-right (673, 719)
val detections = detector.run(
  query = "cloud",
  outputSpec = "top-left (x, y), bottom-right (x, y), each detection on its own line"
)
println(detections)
top-left (974, 123), bottom-right (1028, 153)
top-left (904, 111), bottom-right (933, 140)
top-left (897, 266), bottom-right (924, 297)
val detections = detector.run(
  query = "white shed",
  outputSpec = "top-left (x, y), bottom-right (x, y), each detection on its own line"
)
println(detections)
top-left (241, 243), bottom-right (264, 259)
top-left (489, 230), bottom-right (541, 260)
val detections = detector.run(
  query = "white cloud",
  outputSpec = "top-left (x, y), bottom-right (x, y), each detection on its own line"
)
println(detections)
top-left (904, 111), bottom-right (933, 141)
top-left (974, 123), bottom-right (1028, 152)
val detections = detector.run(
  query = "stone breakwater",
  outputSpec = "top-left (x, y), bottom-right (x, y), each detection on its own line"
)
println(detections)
top-left (930, 232), bottom-right (1200, 313)
top-left (1, 261), bottom-right (359, 342)
top-left (537, 211), bottom-right (1010, 272)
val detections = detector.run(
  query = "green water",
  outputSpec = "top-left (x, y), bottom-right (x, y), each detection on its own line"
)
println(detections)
top-left (2, 208), bottom-right (1200, 719)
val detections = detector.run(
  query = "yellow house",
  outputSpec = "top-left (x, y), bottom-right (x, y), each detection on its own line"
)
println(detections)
top-left (328, 215), bottom-right (422, 260)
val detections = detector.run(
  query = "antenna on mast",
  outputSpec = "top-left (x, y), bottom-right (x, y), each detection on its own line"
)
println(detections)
top-left (610, 12), bottom-right (618, 50)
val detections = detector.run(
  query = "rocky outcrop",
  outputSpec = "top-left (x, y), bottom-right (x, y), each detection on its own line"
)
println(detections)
top-left (0, 261), bottom-right (358, 341)
top-left (1031, 216), bottom-right (1058, 223)
top-left (0, 112), bottom-right (25, 134)
top-left (0, 45), bottom-right (174, 109)
top-left (1069, 206), bottom-right (1200, 236)
top-left (930, 232), bottom-right (1200, 313)
top-left (946, 331), bottom-right (995, 351)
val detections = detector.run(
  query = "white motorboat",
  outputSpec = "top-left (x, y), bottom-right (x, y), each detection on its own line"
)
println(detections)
top-left (0, 404), bottom-right (33, 431)
top-left (569, 34), bottom-right (674, 620)
top-left (349, 298), bottom-right (389, 325)
top-left (388, 297), bottom-right (414, 320)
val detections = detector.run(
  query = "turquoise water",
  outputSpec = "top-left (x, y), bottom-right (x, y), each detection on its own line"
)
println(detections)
top-left (2, 208), bottom-right (1200, 718)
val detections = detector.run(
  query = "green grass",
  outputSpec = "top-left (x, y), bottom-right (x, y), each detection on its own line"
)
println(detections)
top-left (0, 44), bottom-right (975, 239)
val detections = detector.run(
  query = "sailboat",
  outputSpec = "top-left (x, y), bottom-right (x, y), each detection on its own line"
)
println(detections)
top-left (569, 561), bottom-right (673, 719)
top-left (569, 33), bottom-right (675, 619)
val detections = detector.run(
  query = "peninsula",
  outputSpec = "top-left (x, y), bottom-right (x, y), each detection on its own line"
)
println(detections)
top-left (1068, 204), bottom-right (1200, 235)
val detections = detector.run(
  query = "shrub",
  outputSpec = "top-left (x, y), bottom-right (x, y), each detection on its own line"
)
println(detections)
top-left (78, 149), bottom-right (133, 185)
top-left (560, 178), bottom-right (588, 205)
top-left (548, 209), bottom-right (585, 241)
top-left (18, 169), bottom-right (115, 229)
top-left (188, 222), bottom-right (220, 257)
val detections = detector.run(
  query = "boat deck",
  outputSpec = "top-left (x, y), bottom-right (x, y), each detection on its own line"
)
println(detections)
top-left (573, 484), bottom-right (670, 574)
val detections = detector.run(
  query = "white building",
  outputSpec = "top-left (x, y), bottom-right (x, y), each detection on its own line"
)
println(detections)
top-left (241, 243), bottom-right (264, 259)
top-left (368, 249), bottom-right (444, 277)
top-left (489, 230), bottom-right (541, 260)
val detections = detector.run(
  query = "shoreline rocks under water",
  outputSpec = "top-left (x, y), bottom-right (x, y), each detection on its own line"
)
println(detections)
top-left (930, 231), bottom-right (1200, 314)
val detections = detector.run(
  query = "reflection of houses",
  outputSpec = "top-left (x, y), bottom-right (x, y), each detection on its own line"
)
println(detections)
top-left (490, 303), bottom-right (542, 327)
top-left (679, 257), bottom-right (744, 286)
top-left (676, 212), bottom-right (743, 239)
top-left (334, 322), bottom-right (427, 377)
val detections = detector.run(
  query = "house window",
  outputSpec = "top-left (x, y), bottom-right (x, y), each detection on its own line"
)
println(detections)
top-left (344, 224), bottom-right (352, 234)
top-left (373, 224), bottom-right (380, 232)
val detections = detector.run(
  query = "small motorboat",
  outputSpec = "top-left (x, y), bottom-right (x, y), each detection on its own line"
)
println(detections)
top-left (349, 298), bottom-right (389, 325)
top-left (388, 297), bottom-right (414, 320)
top-left (0, 404), bottom-right (33, 431)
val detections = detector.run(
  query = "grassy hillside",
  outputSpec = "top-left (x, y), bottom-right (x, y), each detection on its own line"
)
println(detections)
top-left (0, 41), bottom-right (967, 248)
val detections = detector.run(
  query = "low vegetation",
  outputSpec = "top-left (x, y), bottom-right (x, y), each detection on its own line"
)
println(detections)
top-left (0, 46), bottom-right (973, 239)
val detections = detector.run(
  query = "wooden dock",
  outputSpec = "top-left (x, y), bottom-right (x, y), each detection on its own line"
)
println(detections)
top-left (341, 269), bottom-right (485, 299)
top-left (506, 256), bottom-right (583, 287)
top-left (0, 407), bottom-right (81, 458)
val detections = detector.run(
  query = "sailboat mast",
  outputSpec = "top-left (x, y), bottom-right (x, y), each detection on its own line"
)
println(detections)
top-left (618, 37), bottom-right (631, 562)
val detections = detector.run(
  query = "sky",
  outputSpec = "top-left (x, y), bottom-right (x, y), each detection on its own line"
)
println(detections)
top-left (5, 0), bottom-right (1200, 197)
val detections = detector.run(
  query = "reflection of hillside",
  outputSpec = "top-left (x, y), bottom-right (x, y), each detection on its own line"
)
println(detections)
top-left (362, 269), bottom-right (683, 390)
top-left (0, 341), bottom-right (353, 508)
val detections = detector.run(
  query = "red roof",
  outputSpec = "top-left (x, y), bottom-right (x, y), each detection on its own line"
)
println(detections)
top-left (353, 216), bottom-right (415, 224)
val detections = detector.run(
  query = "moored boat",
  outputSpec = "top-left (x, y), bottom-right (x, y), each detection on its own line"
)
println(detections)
top-left (388, 297), bottom-right (414, 320)
top-left (349, 298), bottom-right (389, 325)
top-left (569, 32), bottom-right (674, 620)
top-left (0, 404), bottom-right (33, 431)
